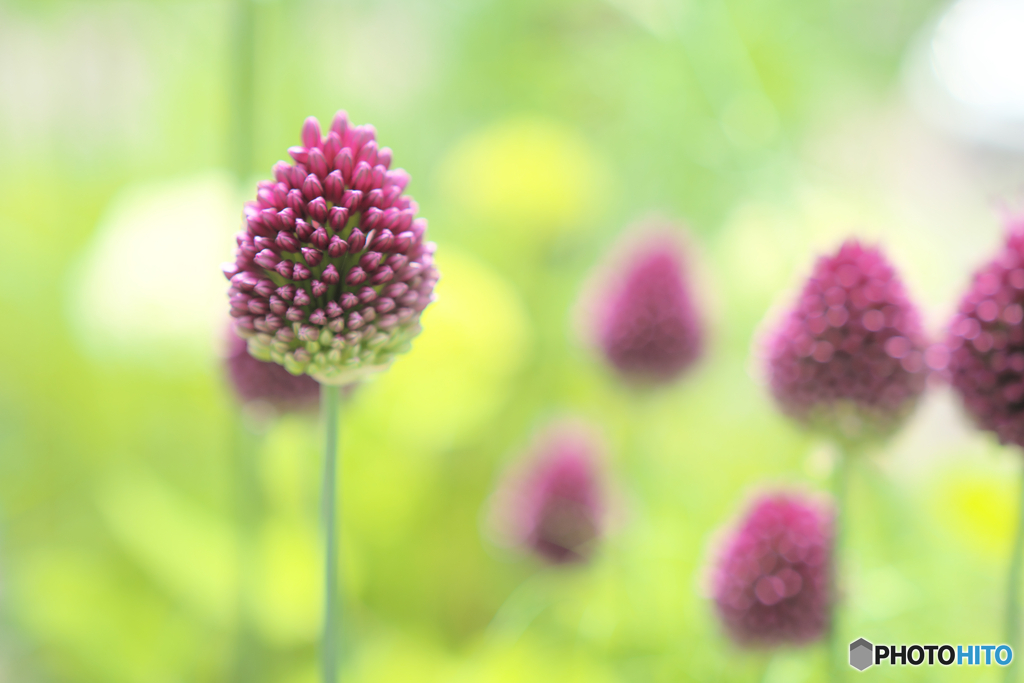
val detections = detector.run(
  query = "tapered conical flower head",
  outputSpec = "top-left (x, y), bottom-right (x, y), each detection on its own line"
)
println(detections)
top-left (224, 329), bottom-right (320, 411)
top-left (947, 226), bottom-right (1024, 447)
top-left (223, 112), bottom-right (438, 384)
top-left (493, 423), bottom-right (606, 564)
top-left (763, 240), bottom-right (929, 441)
top-left (591, 227), bottom-right (704, 385)
top-left (712, 493), bottom-right (833, 647)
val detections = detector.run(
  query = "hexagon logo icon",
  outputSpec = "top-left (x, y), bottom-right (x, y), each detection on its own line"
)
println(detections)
top-left (850, 638), bottom-right (874, 671)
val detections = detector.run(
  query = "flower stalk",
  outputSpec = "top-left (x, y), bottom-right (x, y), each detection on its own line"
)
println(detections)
top-left (321, 383), bottom-right (341, 683)
top-left (829, 444), bottom-right (851, 683)
top-left (1007, 466), bottom-right (1024, 683)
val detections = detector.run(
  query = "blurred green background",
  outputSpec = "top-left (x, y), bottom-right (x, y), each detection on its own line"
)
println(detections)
top-left (2, 0), bottom-right (1024, 680)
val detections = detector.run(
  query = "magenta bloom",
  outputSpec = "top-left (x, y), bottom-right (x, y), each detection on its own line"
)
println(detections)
top-left (495, 424), bottom-right (606, 564)
top-left (947, 227), bottom-right (1024, 447)
top-left (224, 329), bottom-right (320, 411)
top-left (712, 494), bottom-right (833, 647)
top-left (223, 112), bottom-right (438, 384)
top-left (764, 240), bottom-right (929, 440)
top-left (593, 228), bottom-right (704, 385)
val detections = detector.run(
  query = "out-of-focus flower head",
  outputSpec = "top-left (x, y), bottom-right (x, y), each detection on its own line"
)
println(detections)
top-left (224, 112), bottom-right (439, 385)
top-left (588, 223), bottom-right (704, 386)
top-left (947, 223), bottom-right (1024, 447)
top-left (763, 239), bottom-right (930, 442)
top-left (493, 422), bottom-right (606, 565)
top-left (224, 328), bottom-right (320, 411)
top-left (712, 493), bottom-right (833, 647)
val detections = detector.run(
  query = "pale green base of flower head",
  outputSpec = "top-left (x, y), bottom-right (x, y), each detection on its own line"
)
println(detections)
top-left (241, 320), bottom-right (421, 386)
top-left (794, 397), bottom-right (920, 448)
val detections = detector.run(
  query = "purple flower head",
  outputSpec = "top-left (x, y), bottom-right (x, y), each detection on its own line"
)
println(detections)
top-left (223, 112), bottom-right (439, 384)
top-left (224, 328), bottom-right (320, 411)
top-left (712, 493), bottom-right (833, 647)
top-left (947, 224), bottom-right (1024, 448)
top-left (592, 226), bottom-right (704, 385)
top-left (763, 239), bottom-right (929, 441)
top-left (495, 423), bottom-right (606, 565)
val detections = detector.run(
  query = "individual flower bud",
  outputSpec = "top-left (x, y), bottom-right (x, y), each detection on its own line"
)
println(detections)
top-left (301, 246), bottom-right (321, 266)
top-left (307, 197), bottom-right (328, 222)
top-left (273, 160), bottom-right (291, 184)
top-left (307, 147), bottom-right (329, 179)
top-left (335, 148), bottom-right (355, 182)
top-left (274, 260), bottom-right (294, 279)
top-left (348, 228), bottom-right (366, 252)
top-left (762, 239), bottom-right (930, 442)
top-left (366, 189), bottom-right (385, 209)
top-left (276, 231), bottom-right (299, 252)
top-left (302, 173), bottom-right (323, 200)
top-left (492, 422), bottom-right (607, 564)
top-left (585, 224), bottom-right (704, 386)
top-left (346, 267), bottom-right (367, 285)
top-left (341, 190), bottom-right (362, 211)
top-left (358, 286), bottom-right (377, 303)
top-left (287, 189), bottom-right (306, 215)
top-left (328, 236), bottom-right (348, 258)
top-left (323, 131), bottom-right (341, 164)
top-left (295, 219), bottom-right (314, 241)
top-left (224, 328), bottom-right (319, 411)
top-left (352, 161), bottom-right (372, 192)
top-left (310, 227), bottom-right (329, 249)
top-left (711, 493), bottom-right (833, 647)
top-left (362, 207), bottom-right (384, 231)
top-left (301, 116), bottom-right (322, 148)
top-left (328, 206), bottom-right (349, 232)
top-left (324, 171), bottom-right (344, 204)
top-left (947, 224), bottom-right (1024, 447)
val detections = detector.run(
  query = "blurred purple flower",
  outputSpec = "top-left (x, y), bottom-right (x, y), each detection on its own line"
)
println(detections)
top-left (593, 227), bottom-right (704, 385)
top-left (763, 239), bottom-right (930, 441)
top-left (495, 423), bottom-right (606, 564)
top-left (947, 225), bottom-right (1024, 447)
top-left (224, 112), bottom-right (439, 385)
top-left (712, 493), bottom-right (833, 647)
top-left (224, 329), bottom-right (320, 411)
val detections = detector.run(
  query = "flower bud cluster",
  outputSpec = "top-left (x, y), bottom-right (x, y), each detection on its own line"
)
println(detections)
top-left (224, 112), bottom-right (438, 384)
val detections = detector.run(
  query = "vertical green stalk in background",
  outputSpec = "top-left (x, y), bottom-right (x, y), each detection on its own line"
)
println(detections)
top-left (229, 1), bottom-right (257, 681)
top-left (231, 411), bottom-right (263, 683)
top-left (321, 384), bottom-right (341, 683)
top-left (829, 443), bottom-right (851, 683)
top-left (1006, 467), bottom-right (1024, 683)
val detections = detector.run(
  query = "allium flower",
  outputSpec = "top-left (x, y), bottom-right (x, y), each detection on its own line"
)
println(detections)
top-left (592, 227), bottom-right (704, 385)
top-left (224, 329), bottom-right (320, 410)
top-left (947, 226), bottom-right (1024, 447)
top-left (494, 423), bottom-right (606, 564)
top-left (712, 494), bottom-right (833, 647)
top-left (763, 240), bottom-right (929, 441)
top-left (223, 112), bottom-right (439, 384)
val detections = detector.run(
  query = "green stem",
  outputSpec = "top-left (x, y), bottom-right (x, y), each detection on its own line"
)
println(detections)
top-left (759, 651), bottom-right (775, 683)
top-left (829, 442), bottom-right (851, 683)
top-left (228, 1), bottom-right (258, 677)
top-left (484, 570), bottom-right (550, 644)
top-left (230, 409), bottom-right (262, 683)
top-left (1005, 465), bottom-right (1024, 683)
top-left (321, 384), bottom-right (341, 683)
